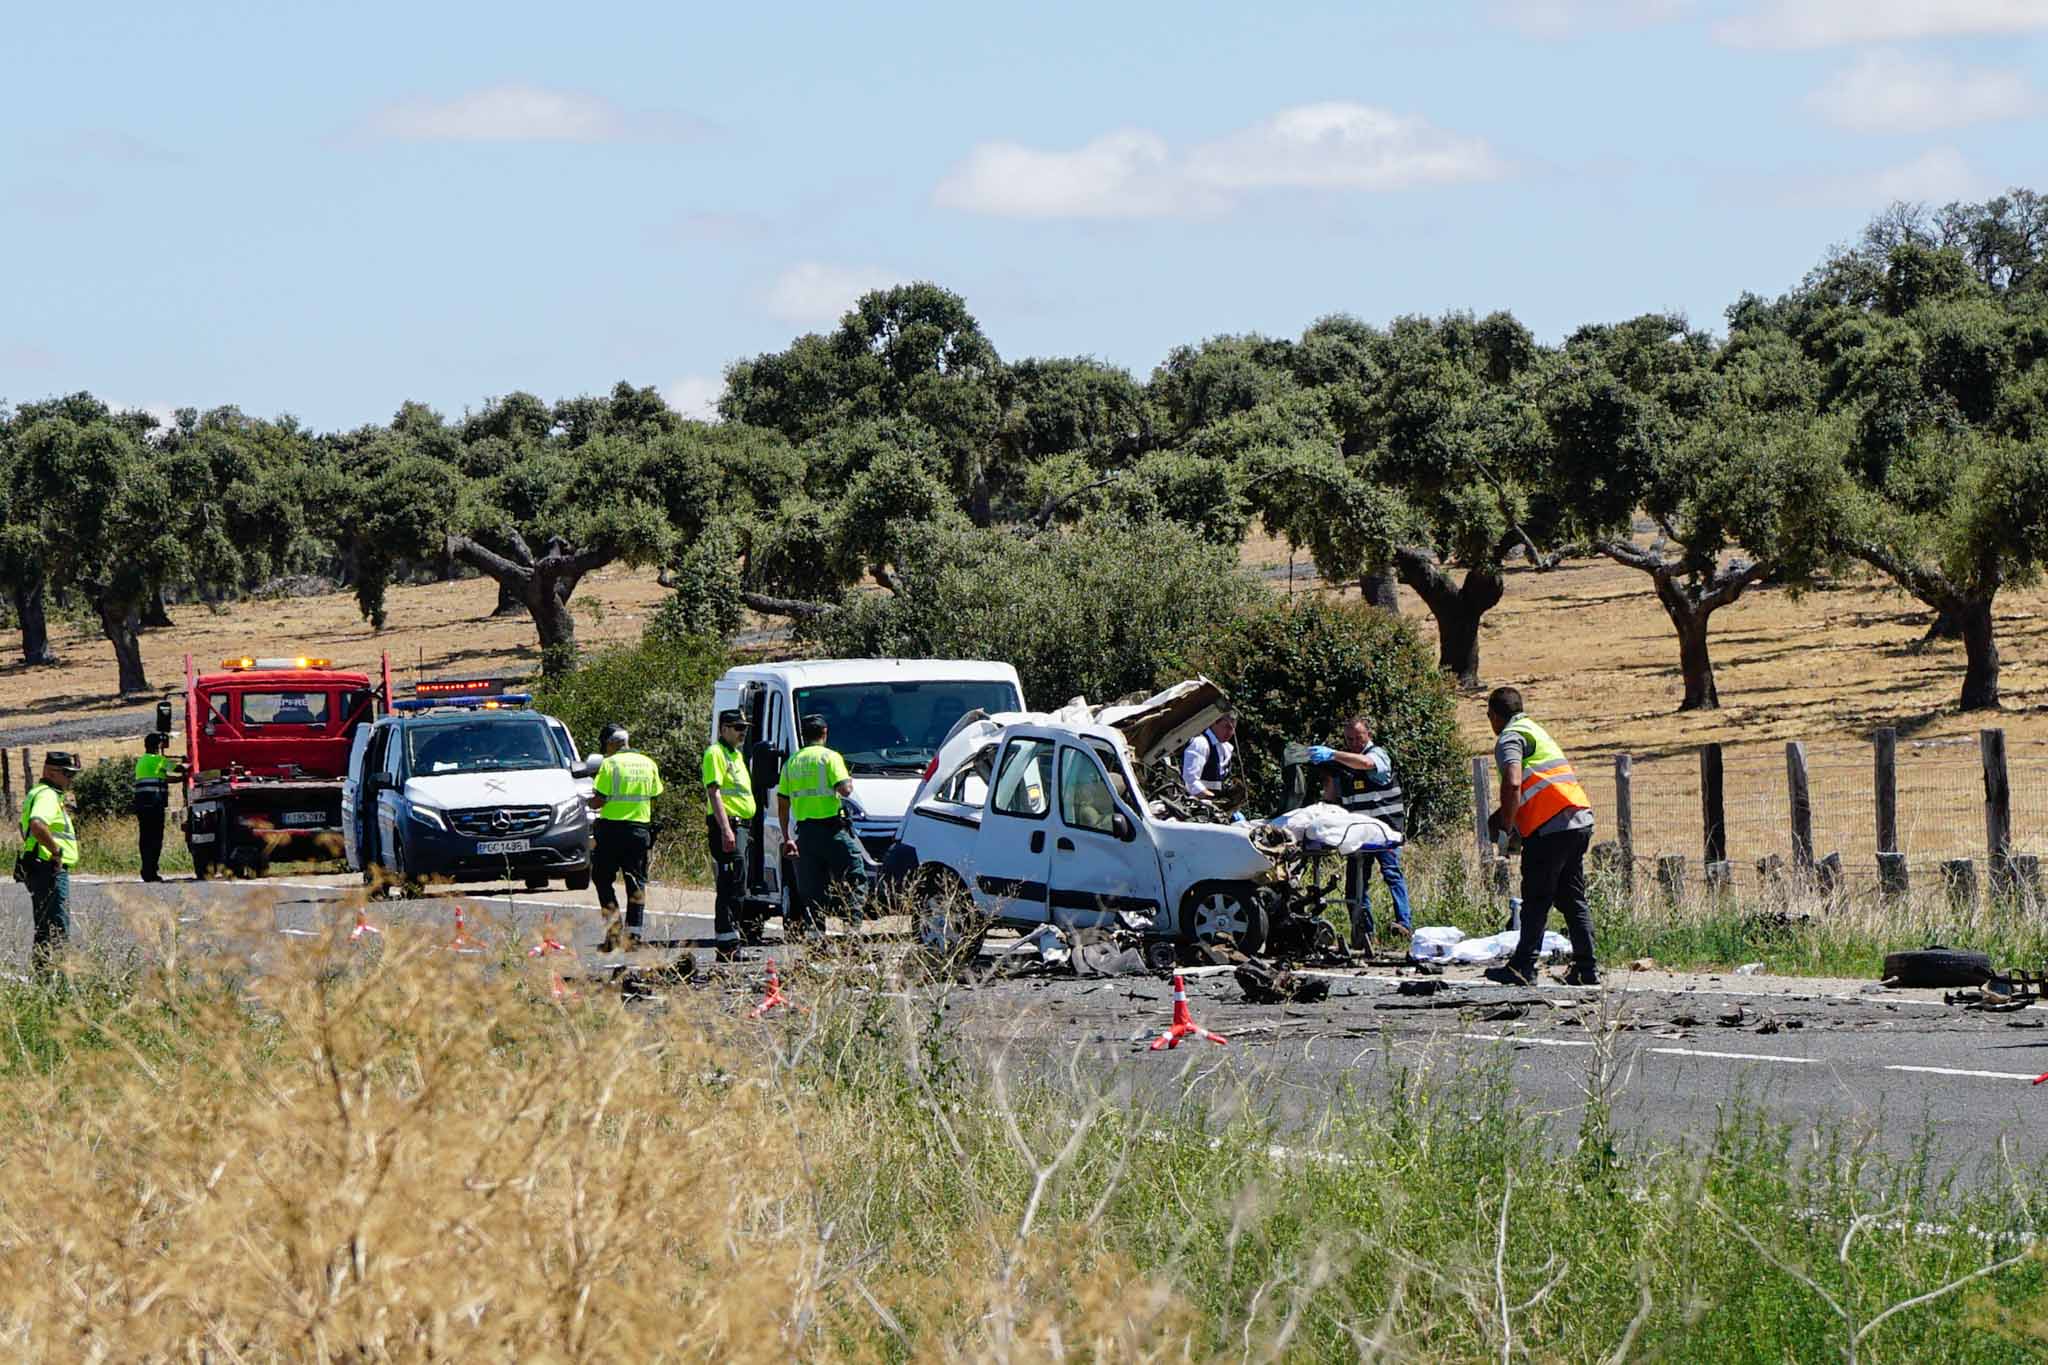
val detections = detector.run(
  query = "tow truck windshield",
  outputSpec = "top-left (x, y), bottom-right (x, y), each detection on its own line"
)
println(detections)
top-left (406, 718), bottom-right (564, 775)
top-left (793, 680), bottom-right (1022, 774)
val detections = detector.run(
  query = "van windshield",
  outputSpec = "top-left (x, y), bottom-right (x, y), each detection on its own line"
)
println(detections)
top-left (406, 719), bottom-right (563, 775)
top-left (794, 680), bottom-right (1022, 773)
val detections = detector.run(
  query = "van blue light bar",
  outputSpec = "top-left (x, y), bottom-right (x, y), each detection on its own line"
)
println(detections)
top-left (392, 693), bottom-right (532, 712)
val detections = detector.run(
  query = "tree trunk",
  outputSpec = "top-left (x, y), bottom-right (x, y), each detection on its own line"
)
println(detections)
top-left (1392, 548), bottom-right (1502, 688)
top-left (13, 576), bottom-right (55, 666)
top-left (1669, 601), bottom-right (1719, 711)
top-left (493, 578), bottom-right (525, 617)
top-left (1920, 602), bottom-right (1964, 645)
top-left (1959, 596), bottom-right (2000, 710)
top-left (97, 598), bottom-right (150, 696)
top-left (529, 577), bottom-right (578, 676)
top-left (142, 585), bottom-right (172, 629)
top-left (1359, 563), bottom-right (1400, 614)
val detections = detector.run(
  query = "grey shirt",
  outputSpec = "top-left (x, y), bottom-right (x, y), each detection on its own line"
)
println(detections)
top-left (1495, 727), bottom-right (1594, 838)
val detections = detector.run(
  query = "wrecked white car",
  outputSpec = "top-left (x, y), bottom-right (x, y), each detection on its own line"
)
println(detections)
top-left (882, 680), bottom-right (1280, 957)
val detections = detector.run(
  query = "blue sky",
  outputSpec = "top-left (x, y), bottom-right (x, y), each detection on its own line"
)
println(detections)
top-left (3, 0), bottom-right (2043, 431)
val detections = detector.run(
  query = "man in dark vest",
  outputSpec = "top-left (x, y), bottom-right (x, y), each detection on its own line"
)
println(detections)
top-left (1178, 713), bottom-right (1236, 799)
top-left (1311, 714), bottom-right (1411, 947)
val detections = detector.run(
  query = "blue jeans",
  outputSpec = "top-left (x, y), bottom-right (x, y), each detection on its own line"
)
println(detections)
top-left (1346, 847), bottom-right (1412, 938)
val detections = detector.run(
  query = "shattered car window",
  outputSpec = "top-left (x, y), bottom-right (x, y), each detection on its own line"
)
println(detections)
top-left (991, 738), bottom-right (1052, 819)
top-left (935, 744), bottom-right (995, 805)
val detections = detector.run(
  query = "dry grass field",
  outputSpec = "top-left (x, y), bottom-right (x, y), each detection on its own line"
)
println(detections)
top-left (8, 538), bottom-right (2047, 878)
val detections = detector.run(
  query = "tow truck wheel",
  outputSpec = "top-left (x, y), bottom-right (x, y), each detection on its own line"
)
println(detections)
top-left (911, 867), bottom-right (986, 964)
top-left (1182, 882), bottom-right (1268, 956)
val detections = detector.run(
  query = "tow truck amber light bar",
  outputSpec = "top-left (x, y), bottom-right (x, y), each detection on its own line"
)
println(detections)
top-left (221, 657), bottom-right (331, 670)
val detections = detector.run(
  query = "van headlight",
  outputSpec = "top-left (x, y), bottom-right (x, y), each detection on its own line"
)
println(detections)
top-left (554, 797), bottom-right (586, 825)
top-left (408, 804), bottom-right (447, 830)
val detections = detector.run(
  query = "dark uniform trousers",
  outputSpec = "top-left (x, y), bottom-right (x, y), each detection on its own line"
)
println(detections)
top-left (135, 796), bottom-right (167, 882)
top-left (707, 816), bottom-right (751, 947)
top-left (592, 819), bottom-right (654, 931)
top-left (24, 857), bottom-right (70, 975)
top-left (1508, 825), bottom-right (1597, 976)
top-left (790, 818), bottom-right (863, 933)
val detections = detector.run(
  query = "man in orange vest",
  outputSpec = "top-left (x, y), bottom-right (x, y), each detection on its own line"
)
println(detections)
top-left (1483, 687), bottom-right (1598, 988)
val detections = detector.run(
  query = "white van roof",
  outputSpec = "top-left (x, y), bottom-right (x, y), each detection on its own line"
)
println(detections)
top-left (717, 658), bottom-right (1022, 688)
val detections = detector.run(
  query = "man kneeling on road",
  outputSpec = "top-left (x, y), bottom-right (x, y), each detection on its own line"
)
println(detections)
top-left (18, 750), bottom-right (82, 977)
top-left (702, 708), bottom-right (755, 961)
top-left (1483, 687), bottom-right (1598, 988)
top-left (777, 714), bottom-right (865, 938)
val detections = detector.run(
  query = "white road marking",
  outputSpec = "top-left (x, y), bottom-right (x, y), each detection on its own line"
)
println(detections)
top-left (1458, 1032), bottom-right (1592, 1048)
top-left (1649, 1046), bottom-right (1813, 1065)
top-left (1885, 1065), bottom-right (2045, 1082)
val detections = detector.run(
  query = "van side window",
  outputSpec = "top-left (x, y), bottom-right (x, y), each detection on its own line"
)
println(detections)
top-left (1058, 747), bottom-right (1118, 835)
top-left (991, 738), bottom-right (1053, 819)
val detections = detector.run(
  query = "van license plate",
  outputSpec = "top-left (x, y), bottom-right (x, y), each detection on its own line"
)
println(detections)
top-left (477, 838), bottom-right (531, 855)
top-left (282, 811), bottom-right (326, 827)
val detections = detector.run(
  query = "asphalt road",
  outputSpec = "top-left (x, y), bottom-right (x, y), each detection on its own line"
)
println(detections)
top-left (6, 872), bottom-right (2044, 1174)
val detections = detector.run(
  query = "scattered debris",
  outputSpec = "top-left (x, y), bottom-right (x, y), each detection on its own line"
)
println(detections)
top-left (1628, 958), bottom-right (1657, 972)
top-left (1235, 959), bottom-right (1330, 1005)
top-left (1735, 962), bottom-right (1765, 976)
top-left (1717, 1005), bottom-right (1749, 1028)
top-left (1397, 979), bottom-right (1450, 997)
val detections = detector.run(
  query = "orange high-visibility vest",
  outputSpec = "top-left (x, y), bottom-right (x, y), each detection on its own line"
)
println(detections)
top-left (1502, 714), bottom-right (1591, 838)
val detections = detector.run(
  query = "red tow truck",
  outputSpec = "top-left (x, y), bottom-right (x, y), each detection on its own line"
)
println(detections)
top-left (178, 653), bottom-right (392, 878)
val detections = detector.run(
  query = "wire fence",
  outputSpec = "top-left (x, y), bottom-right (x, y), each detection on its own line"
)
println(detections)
top-left (1475, 727), bottom-right (2048, 905)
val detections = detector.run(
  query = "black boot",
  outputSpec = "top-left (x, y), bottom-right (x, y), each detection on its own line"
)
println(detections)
top-left (1561, 961), bottom-right (1601, 987)
top-left (1483, 962), bottom-right (1535, 987)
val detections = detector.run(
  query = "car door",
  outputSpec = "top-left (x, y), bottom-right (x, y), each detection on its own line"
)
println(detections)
top-left (375, 725), bottom-right (406, 871)
top-left (974, 733), bottom-right (1056, 924)
top-left (1049, 743), bottom-right (1165, 928)
top-left (341, 725), bottom-right (371, 868)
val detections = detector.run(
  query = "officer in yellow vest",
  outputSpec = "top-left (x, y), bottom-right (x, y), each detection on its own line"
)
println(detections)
top-left (133, 732), bottom-right (186, 883)
top-left (1484, 687), bottom-right (1598, 988)
top-left (18, 750), bottom-right (82, 975)
top-left (775, 714), bottom-right (864, 937)
top-left (588, 723), bottom-right (664, 952)
top-left (702, 708), bottom-right (756, 960)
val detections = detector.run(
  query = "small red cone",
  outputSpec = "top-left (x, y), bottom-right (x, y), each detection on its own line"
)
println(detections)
top-left (1150, 973), bottom-right (1227, 1050)
top-left (2033, 1071), bottom-right (2048, 1086)
top-left (349, 906), bottom-right (381, 941)
top-left (549, 972), bottom-right (578, 1001)
top-left (527, 916), bottom-right (571, 958)
top-left (445, 903), bottom-right (483, 954)
top-left (748, 958), bottom-right (803, 1018)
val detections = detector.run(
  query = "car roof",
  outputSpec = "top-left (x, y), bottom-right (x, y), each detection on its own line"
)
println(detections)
top-left (718, 658), bottom-right (1022, 687)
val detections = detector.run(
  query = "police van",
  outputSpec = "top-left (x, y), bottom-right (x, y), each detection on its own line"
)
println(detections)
top-left (708, 659), bottom-right (1026, 928)
top-left (342, 679), bottom-right (598, 894)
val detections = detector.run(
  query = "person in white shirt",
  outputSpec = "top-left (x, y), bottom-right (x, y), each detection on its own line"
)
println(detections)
top-left (1179, 713), bottom-right (1236, 798)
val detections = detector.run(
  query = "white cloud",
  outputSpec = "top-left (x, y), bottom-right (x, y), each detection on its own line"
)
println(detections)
top-left (764, 262), bottom-right (906, 326)
top-left (364, 84), bottom-right (705, 143)
top-left (663, 374), bottom-right (724, 422)
top-left (1794, 148), bottom-right (1989, 208)
top-left (1808, 51), bottom-right (2037, 133)
top-left (1718, 0), bottom-right (2048, 49)
top-left (934, 101), bottom-right (1503, 221)
top-left (934, 129), bottom-right (1213, 219)
top-left (1491, 0), bottom-right (1693, 38)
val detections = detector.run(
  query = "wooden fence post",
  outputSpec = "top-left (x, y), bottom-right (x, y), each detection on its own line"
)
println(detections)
top-left (1657, 854), bottom-right (1687, 905)
top-left (18, 747), bottom-right (29, 802)
top-left (1469, 755), bottom-right (1491, 862)
top-left (0, 747), bottom-right (10, 817)
top-left (1983, 728), bottom-right (2014, 899)
top-left (1700, 743), bottom-right (1728, 888)
top-left (1785, 741), bottom-right (1813, 871)
top-left (1615, 753), bottom-right (1635, 902)
top-left (1875, 728), bottom-right (1904, 899)
top-left (1944, 858), bottom-right (1980, 913)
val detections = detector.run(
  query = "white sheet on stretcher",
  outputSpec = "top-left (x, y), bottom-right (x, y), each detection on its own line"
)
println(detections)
top-left (1409, 926), bottom-right (1572, 965)
top-left (1264, 803), bottom-right (1402, 855)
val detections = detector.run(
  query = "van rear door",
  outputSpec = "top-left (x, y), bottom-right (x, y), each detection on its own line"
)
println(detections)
top-left (341, 724), bottom-right (372, 869)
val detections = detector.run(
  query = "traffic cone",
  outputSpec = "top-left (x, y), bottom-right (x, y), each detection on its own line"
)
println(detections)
top-left (549, 972), bottom-right (578, 1002)
top-left (1149, 973), bottom-right (1227, 1050)
top-left (349, 905), bottom-right (381, 941)
top-left (445, 903), bottom-right (483, 954)
top-left (748, 958), bottom-right (802, 1018)
top-left (2033, 1070), bottom-right (2048, 1086)
top-left (527, 916), bottom-right (571, 958)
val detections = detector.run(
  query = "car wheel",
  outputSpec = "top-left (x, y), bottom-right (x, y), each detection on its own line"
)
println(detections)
top-left (1183, 882), bottom-right (1269, 955)
top-left (524, 875), bottom-right (549, 892)
top-left (563, 870), bottom-right (591, 893)
top-left (911, 867), bottom-right (987, 963)
top-left (393, 839), bottom-right (423, 899)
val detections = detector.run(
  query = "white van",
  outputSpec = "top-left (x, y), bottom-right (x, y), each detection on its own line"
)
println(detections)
top-left (709, 659), bottom-right (1025, 926)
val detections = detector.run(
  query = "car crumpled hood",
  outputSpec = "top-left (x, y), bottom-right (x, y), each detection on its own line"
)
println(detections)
top-left (404, 768), bottom-right (580, 811)
top-left (1094, 678), bottom-right (1227, 766)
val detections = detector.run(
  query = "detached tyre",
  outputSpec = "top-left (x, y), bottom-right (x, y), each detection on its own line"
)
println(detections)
top-left (1882, 947), bottom-right (1995, 988)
